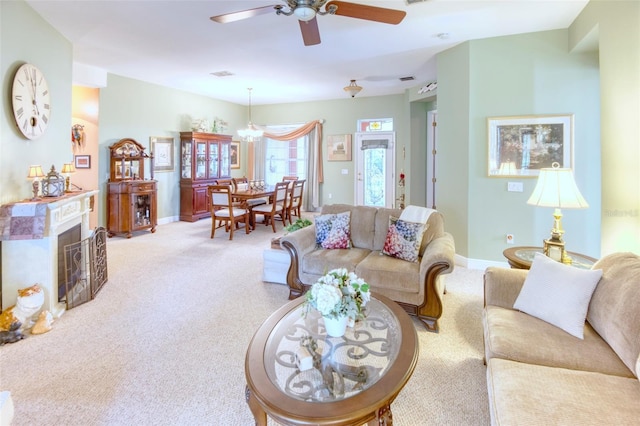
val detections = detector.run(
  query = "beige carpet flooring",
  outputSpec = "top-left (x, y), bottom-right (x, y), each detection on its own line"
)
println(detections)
top-left (0, 216), bottom-right (490, 425)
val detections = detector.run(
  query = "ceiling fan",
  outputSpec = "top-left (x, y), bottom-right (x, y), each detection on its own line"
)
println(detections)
top-left (210, 0), bottom-right (406, 46)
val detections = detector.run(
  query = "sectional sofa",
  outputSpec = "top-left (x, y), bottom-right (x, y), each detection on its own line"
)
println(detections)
top-left (483, 252), bottom-right (640, 424)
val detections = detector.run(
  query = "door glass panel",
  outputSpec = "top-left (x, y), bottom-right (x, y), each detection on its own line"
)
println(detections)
top-left (196, 142), bottom-right (206, 179)
top-left (363, 148), bottom-right (386, 207)
top-left (182, 141), bottom-right (192, 179)
top-left (209, 142), bottom-right (219, 178)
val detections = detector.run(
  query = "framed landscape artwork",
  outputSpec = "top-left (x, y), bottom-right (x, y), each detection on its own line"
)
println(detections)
top-left (150, 136), bottom-right (174, 172)
top-left (327, 134), bottom-right (352, 161)
top-left (230, 141), bottom-right (240, 169)
top-left (487, 114), bottom-right (574, 177)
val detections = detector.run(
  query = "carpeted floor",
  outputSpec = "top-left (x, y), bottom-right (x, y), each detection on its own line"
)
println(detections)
top-left (0, 217), bottom-right (490, 425)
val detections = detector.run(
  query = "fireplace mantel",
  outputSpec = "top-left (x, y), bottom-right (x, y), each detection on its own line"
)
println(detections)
top-left (1, 190), bottom-right (98, 317)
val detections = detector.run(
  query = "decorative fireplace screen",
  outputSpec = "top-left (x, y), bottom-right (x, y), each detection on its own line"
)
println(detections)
top-left (62, 227), bottom-right (108, 310)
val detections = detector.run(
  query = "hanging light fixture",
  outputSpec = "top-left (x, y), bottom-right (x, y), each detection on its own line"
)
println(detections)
top-left (343, 80), bottom-right (362, 98)
top-left (237, 88), bottom-right (263, 142)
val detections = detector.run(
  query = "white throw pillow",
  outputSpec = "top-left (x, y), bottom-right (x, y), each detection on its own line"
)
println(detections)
top-left (513, 252), bottom-right (603, 339)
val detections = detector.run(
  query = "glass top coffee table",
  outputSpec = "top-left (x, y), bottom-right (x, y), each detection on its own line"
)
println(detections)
top-left (245, 293), bottom-right (418, 425)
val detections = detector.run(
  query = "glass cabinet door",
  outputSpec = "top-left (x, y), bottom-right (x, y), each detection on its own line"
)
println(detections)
top-left (208, 142), bottom-right (219, 179)
top-left (181, 141), bottom-right (192, 179)
top-left (220, 142), bottom-right (230, 177)
top-left (133, 194), bottom-right (152, 227)
top-left (195, 142), bottom-right (207, 179)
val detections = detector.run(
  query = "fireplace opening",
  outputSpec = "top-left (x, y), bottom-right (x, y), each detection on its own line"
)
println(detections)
top-left (58, 226), bottom-right (108, 310)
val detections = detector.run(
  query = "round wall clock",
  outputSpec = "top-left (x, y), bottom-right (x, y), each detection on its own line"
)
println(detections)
top-left (11, 63), bottom-right (51, 140)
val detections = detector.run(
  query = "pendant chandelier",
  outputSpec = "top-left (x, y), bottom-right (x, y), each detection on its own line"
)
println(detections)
top-left (343, 80), bottom-right (362, 98)
top-left (237, 88), bottom-right (263, 142)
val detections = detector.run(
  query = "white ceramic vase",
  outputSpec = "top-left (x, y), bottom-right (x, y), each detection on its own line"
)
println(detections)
top-left (324, 315), bottom-right (348, 337)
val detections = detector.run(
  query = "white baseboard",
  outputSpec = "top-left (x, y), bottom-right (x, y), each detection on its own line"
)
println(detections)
top-left (454, 254), bottom-right (510, 270)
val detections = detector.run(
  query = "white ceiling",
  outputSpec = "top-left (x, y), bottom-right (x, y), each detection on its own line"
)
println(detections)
top-left (26, 0), bottom-right (589, 105)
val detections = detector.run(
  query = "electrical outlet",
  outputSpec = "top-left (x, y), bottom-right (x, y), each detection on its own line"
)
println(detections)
top-left (328, 193), bottom-right (332, 199)
top-left (506, 234), bottom-right (515, 244)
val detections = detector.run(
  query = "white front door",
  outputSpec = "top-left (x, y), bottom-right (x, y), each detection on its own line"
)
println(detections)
top-left (354, 131), bottom-right (396, 207)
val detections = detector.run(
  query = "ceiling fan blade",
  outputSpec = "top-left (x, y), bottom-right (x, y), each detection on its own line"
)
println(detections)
top-left (210, 5), bottom-right (276, 24)
top-left (299, 17), bottom-right (321, 46)
top-left (326, 1), bottom-right (406, 25)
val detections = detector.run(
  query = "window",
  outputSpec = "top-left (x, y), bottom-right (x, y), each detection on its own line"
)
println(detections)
top-left (264, 136), bottom-right (307, 185)
top-left (357, 118), bottom-right (394, 132)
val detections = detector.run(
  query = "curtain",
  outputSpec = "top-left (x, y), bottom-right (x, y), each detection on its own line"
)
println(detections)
top-left (254, 120), bottom-right (324, 211)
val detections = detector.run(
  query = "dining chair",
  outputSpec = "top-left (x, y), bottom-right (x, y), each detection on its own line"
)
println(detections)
top-left (282, 175), bottom-right (298, 182)
top-left (208, 185), bottom-right (250, 240)
top-left (251, 181), bottom-right (289, 233)
top-left (287, 179), bottom-right (305, 224)
top-left (233, 177), bottom-right (267, 208)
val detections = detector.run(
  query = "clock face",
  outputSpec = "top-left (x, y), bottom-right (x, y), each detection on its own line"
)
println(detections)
top-left (12, 63), bottom-right (51, 140)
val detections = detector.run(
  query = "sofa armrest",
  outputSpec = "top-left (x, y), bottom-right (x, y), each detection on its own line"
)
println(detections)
top-left (420, 231), bottom-right (455, 280)
top-left (280, 226), bottom-right (317, 299)
top-left (483, 267), bottom-right (528, 309)
top-left (415, 232), bottom-right (455, 331)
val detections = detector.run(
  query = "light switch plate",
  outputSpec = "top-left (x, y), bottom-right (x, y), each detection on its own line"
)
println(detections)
top-left (507, 182), bottom-right (523, 192)
top-left (341, 169), bottom-right (348, 175)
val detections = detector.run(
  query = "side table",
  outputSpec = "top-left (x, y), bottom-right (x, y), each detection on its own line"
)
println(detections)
top-left (503, 246), bottom-right (597, 270)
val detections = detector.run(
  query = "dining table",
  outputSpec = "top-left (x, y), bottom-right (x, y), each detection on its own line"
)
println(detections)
top-left (232, 185), bottom-right (275, 229)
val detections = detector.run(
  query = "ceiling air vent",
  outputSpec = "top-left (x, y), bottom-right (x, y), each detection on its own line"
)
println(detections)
top-left (406, 0), bottom-right (428, 4)
top-left (399, 76), bottom-right (415, 82)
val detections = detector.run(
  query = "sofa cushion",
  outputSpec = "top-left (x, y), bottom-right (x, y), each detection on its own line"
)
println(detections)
top-left (382, 216), bottom-right (427, 262)
top-left (320, 204), bottom-right (376, 249)
top-left (315, 211), bottom-right (351, 249)
top-left (483, 305), bottom-right (634, 378)
top-left (587, 252), bottom-right (640, 376)
top-left (302, 247), bottom-right (371, 277)
top-left (372, 207), bottom-right (403, 250)
top-left (355, 251), bottom-right (421, 294)
top-left (487, 358), bottom-right (640, 426)
top-left (513, 253), bottom-right (602, 339)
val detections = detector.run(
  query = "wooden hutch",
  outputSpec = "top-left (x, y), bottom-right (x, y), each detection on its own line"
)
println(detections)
top-left (179, 132), bottom-right (231, 221)
top-left (106, 138), bottom-right (157, 238)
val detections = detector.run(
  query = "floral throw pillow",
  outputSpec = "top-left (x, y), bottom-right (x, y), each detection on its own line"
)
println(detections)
top-left (315, 211), bottom-right (351, 249)
top-left (382, 216), bottom-right (427, 262)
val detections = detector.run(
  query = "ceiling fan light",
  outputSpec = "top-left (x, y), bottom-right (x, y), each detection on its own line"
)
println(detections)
top-left (294, 6), bottom-right (316, 21)
top-left (343, 80), bottom-right (363, 98)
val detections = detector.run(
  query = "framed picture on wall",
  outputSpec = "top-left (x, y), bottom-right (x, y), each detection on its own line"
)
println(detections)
top-left (150, 136), bottom-right (174, 172)
top-left (230, 141), bottom-right (240, 169)
top-left (327, 134), bottom-right (352, 161)
top-left (487, 114), bottom-right (574, 177)
top-left (74, 155), bottom-right (91, 169)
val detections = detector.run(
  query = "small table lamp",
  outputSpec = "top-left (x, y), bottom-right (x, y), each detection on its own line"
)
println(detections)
top-left (61, 162), bottom-right (76, 192)
top-left (27, 165), bottom-right (45, 200)
top-left (527, 162), bottom-right (588, 264)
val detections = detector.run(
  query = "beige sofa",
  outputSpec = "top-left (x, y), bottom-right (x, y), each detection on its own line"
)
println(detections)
top-left (280, 204), bottom-right (455, 332)
top-left (483, 252), bottom-right (640, 425)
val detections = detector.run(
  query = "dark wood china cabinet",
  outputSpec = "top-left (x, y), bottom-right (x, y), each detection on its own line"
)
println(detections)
top-left (179, 132), bottom-right (231, 221)
top-left (106, 138), bottom-right (158, 238)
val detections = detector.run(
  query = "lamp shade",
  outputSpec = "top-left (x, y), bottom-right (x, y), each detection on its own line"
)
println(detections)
top-left (61, 162), bottom-right (76, 174)
top-left (27, 165), bottom-right (45, 179)
top-left (527, 166), bottom-right (588, 209)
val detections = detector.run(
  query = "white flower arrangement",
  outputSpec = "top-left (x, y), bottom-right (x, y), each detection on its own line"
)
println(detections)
top-left (304, 268), bottom-right (371, 320)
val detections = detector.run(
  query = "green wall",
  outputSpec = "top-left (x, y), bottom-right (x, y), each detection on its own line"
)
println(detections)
top-left (252, 95), bottom-right (409, 206)
top-left (98, 74), bottom-right (246, 222)
top-left (1, 0), bottom-right (73, 204)
top-left (571, 0), bottom-right (640, 255)
top-left (438, 30), bottom-right (601, 262)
